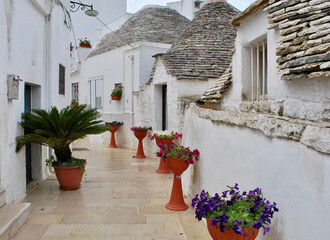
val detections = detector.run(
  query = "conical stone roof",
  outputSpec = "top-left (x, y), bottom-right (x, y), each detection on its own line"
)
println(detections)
top-left (160, 2), bottom-right (239, 80)
top-left (89, 6), bottom-right (190, 58)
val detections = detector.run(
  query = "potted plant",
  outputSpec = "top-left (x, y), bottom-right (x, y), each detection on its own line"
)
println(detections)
top-left (157, 143), bottom-right (199, 211)
top-left (105, 121), bottom-right (124, 148)
top-left (79, 37), bottom-right (91, 48)
top-left (130, 126), bottom-right (152, 158)
top-left (192, 184), bottom-right (279, 240)
top-left (111, 86), bottom-right (123, 100)
top-left (16, 104), bottom-right (109, 190)
top-left (70, 99), bottom-right (78, 108)
top-left (149, 130), bottom-right (182, 174)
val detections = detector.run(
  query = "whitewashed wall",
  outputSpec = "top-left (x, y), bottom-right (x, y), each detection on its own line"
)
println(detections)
top-left (78, 42), bottom-right (171, 152)
top-left (0, 0), bottom-right (70, 203)
top-left (181, 7), bottom-right (330, 240)
top-left (182, 106), bottom-right (330, 240)
top-left (222, 10), bottom-right (329, 122)
top-left (138, 57), bottom-right (217, 157)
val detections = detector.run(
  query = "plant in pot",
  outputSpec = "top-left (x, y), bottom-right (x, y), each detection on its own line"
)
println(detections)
top-left (130, 126), bottom-right (152, 158)
top-left (149, 130), bottom-right (182, 174)
top-left (79, 37), bottom-right (91, 48)
top-left (157, 142), bottom-right (199, 211)
top-left (16, 104), bottom-right (109, 190)
top-left (111, 86), bottom-right (123, 100)
top-left (105, 121), bottom-right (124, 148)
top-left (192, 184), bottom-right (279, 240)
top-left (70, 99), bottom-right (78, 108)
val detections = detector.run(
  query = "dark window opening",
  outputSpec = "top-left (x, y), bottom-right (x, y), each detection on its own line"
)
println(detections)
top-left (59, 64), bottom-right (65, 95)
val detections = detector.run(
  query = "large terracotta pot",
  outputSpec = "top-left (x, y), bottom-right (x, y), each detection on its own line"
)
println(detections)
top-left (108, 125), bottom-right (120, 148)
top-left (53, 162), bottom-right (86, 190)
top-left (155, 137), bottom-right (173, 174)
top-left (165, 157), bottom-right (190, 211)
top-left (111, 95), bottom-right (121, 100)
top-left (206, 218), bottom-right (259, 240)
top-left (133, 130), bottom-right (148, 158)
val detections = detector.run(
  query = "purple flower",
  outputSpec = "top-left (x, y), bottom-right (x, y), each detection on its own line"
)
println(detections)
top-left (191, 184), bottom-right (278, 237)
top-left (263, 227), bottom-right (270, 235)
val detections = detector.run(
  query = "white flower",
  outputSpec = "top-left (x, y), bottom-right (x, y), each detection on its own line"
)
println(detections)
top-left (154, 130), bottom-right (173, 137)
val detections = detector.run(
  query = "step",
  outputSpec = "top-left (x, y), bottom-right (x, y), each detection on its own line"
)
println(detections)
top-left (0, 189), bottom-right (5, 208)
top-left (0, 203), bottom-right (30, 240)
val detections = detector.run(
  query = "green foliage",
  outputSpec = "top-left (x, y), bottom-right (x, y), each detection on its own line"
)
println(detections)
top-left (16, 104), bottom-right (109, 164)
top-left (46, 155), bottom-right (86, 172)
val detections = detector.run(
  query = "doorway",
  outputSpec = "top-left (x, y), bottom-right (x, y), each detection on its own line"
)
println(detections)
top-left (162, 85), bottom-right (168, 130)
top-left (24, 85), bottom-right (32, 184)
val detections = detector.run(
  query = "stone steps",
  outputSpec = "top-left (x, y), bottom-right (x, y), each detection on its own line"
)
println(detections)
top-left (0, 203), bottom-right (30, 240)
top-left (0, 189), bottom-right (5, 208)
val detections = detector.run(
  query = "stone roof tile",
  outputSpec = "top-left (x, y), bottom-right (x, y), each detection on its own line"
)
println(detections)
top-left (161, 2), bottom-right (239, 81)
top-left (88, 6), bottom-right (190, 58)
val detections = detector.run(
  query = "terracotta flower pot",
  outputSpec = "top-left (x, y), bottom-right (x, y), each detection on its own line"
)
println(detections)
top-left (53, 162), bottom-right (86, 190)
top-left (108, 125), bottom-right (120, 148)
top-left (206, 218), bottom-right (259, 240)
top-left (111, 95), bottom-right (121, 100)
top-left (165, 157), bottom-right (190, 211)
top-left (133, 130), bottom-right (148, 158)
top-left (79, 42), bottom-right (91, 48)
top-left (155, 138), bottom-right (173, 174)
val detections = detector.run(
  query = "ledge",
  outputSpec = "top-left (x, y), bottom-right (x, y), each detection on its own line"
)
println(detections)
top-left (190, 103), bottom-right (330, 154)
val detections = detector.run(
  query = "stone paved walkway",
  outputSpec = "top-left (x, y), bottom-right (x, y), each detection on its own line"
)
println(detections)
top-left (14, 139), bottom-right (212, 240)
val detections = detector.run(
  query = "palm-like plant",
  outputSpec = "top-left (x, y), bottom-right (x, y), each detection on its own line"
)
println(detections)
top-left (16, 104), bottom-right (108, 164)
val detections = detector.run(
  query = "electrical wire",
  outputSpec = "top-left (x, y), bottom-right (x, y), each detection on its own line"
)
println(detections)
top-left (95, 15), bottom-right (135, 49)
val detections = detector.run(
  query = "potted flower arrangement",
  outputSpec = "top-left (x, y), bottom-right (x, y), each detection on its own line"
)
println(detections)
top-left (79, 37), bottom-right (91, 48)
top-left (157, 143), bottom-right (199, 211)
top-left (111, 86), bottom-right (123, 100)
top-left (70, 99), bottom-right (78, 108)
top-left (130, 126), bottom-right (152, 158)
top-left (16, 105), bottom-right (109, 190)
top-left (105, 121), bottom-right (124, 148)
top-left (149, 130), bottom-right (182, 174)
top-left (191, 184), bottom-right (279, 240)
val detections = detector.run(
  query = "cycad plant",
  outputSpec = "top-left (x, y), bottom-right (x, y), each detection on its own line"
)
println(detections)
top-left (16, 104), bottom-right (108, 165)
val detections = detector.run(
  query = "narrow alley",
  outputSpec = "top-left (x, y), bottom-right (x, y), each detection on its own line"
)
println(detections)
top-left (14, 139), bottom-right (211, 240)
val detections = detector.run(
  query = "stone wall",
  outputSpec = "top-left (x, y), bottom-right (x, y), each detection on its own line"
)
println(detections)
top-left (266, 0), bottom-right (330, 81)
top-left (182, 106), bottom-right (330, 240)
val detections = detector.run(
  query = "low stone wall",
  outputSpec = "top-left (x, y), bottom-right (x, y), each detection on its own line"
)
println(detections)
top-left (189, 103), bottom-right (330, 154)
top-left (182, 104), bottom-right (330, 240)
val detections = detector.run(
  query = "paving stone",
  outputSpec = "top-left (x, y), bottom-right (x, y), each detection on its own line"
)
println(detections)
top-left (13, 140), bottom-right (211, 239)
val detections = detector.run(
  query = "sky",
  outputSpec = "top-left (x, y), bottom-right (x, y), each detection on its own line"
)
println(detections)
top-left (127, 0), bottom-right (256, 13)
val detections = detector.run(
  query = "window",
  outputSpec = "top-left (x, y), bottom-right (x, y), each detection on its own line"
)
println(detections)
top-left (114, 83), bottom-right (122, 91)
top-left (249, 39), bottom-right (268, 101)
top-left (72, 83), bottom-right (79, 103)
top-left (59, 64), bottom-right (65, 95)
top-left (89, 77), bottom-right (103, 109)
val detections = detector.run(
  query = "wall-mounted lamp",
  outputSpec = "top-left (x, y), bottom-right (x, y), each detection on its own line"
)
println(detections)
top-left (70, 1), bottom-right (99, 17)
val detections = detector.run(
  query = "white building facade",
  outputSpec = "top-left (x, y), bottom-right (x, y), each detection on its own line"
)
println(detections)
top-left (0, 0), bottom-right (71, 204)
top-left (137, 2), bottom-right (238, 156)
top-left (72, 6), bottom-right (190, 150)
top-left (182, 0), bottom-right (330, 239)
